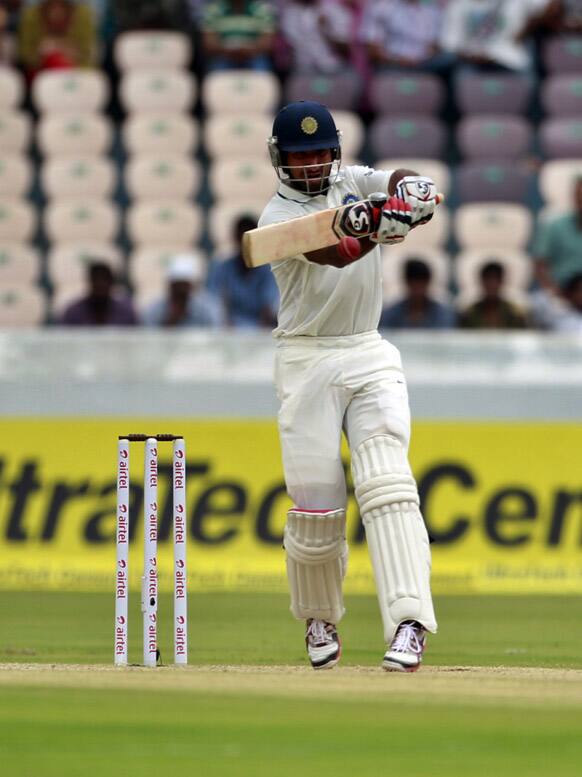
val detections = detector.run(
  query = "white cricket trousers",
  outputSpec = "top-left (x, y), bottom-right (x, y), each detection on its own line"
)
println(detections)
top-left (274, 330), bottom-right (411, 510)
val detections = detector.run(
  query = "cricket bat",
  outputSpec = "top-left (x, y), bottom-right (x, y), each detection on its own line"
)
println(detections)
top-left (242, 193), bottom-right (444, 268)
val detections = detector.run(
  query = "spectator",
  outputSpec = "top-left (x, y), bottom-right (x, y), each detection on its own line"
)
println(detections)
top-left (0, 0), bottom-right (22, 64)
top-left (542, 0), bottom-right (582, 32)
top-left (280, 0), bottom-right (363, 75)
top-left (59, 260), bottom-right (138, 326)
top-left (114, 0), bottom-right (190, 32)
top-left (142, 253), bottom-right (225, 328)
top-left (380, 258), bottom-right (456, 329)
top-left (530, 272), bottom-right (582, 331)
top-left (441, 0), bottom-right (556, 72)
top-left (18, 0), bottom-right (96, 78)
top-left (361, 0), bottom-right (450, 73)
top-left (459, 261), bottom-right (528, 329)
top-left (201, 0), bottom-right (275, 71)
top-left (533, 178), bottom-right (582, 292)
top-left (207, 215), bottom-right (279, 328)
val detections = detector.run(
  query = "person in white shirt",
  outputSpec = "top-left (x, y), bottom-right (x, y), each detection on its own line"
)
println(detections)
top-left (142, 253), bottom-right (225, 328)
top-left (280, 0), bottom-right (351, 74)
top-left (441, 0), bottom-right (554, 72)
top-left (259, 100), bottom-right (439, 671)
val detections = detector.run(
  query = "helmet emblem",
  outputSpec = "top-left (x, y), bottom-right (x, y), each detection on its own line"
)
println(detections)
top-left (301, 116), bottom-right (319, 135)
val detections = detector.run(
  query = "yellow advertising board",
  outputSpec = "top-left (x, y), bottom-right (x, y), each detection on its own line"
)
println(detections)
top-left (0, 418), bottom-right (581, 594)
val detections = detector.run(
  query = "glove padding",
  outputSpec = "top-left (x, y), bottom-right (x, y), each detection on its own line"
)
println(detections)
top-left (395, 175), bottom-right (437, 227)
top-left (370, 195), bottom-right (412, 245)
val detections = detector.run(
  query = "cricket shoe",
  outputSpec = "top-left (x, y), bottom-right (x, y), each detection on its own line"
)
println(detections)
top-left (305, 619), bottom-right (341, 670)
top-left (382, 620), bottom-right (426, 673)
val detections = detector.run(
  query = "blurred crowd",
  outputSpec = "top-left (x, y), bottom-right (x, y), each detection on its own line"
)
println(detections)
top-left (1, 0), bottom-right (582, 332)
top-left (2, 1), bottom-right (581, 80)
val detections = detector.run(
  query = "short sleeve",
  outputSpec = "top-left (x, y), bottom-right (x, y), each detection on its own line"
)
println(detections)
top-left (258, 198), bottom-right (306, 227)
top-left (346, 165), bottom-right (393, 198)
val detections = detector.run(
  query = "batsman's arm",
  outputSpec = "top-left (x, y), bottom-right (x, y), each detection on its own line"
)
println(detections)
top-left (304, 236), bottom-right (376, 268)
top-left (388, 168), bottom-right (419, 195)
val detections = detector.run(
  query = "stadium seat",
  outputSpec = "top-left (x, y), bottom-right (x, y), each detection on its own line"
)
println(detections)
top-left (285, 72), bottom-right (360, 111)
top-left (376, 158), bottom-right (451, 197)
top-left (38, 113), bottom-right (113, 157)
top-left (209, 159), bottom-right (275, 204)
top-left (369, 116), bottom-right (447, 160)
top-left (454, 248), bottom-right (532, 306)
top-left (32, 70), bottom-right (109, 113)
top-left (0, 243), bottom-right (39, 285)
top-left (0, 154), bottom-right (32, 198)
top-left (0, 67), bottom-right (24, 109)
top-left (380, 246), bottom-right (451, 304)
top-left (401, 205), bottom-right (450, 250)
top-left (455, 162), bottom-right (533, 204)
top-left (42, 157), bottom-right (116, 199)
top-left (204, 115), bottom-right (272, 160)
top-left (129, 245), bottom-right (202, 292)
top-left (543, 36), bottom-right (582, 74)
top-left (541, 74), bottom-right (582, 117)
top-left (0, 287), bottom-right (45, 327)
top-left (0, 111), bottom-right (31, 153)
top-left (44, 199), bottom-right (119, 243)
top-left (455, 203), bottom-right (532, 251)
top-left (48, 243), bottom-right (123, 289)
top-left (539, 118), bottom-right (582, 158)
top-left (126, 201), bottom-right (202, 247)
top-left (125, 155), bottom-right (201, 200)
top-left (123, 113), bottom-right (198, 156)
top-left (0, 199), bottom-right (35, 242)
top-left (370, 73), bottom-right (445, 115)
top-left (203, 71), bottom-right (280, 116)
top-left (455, 73), bottom-right (531, 115)
top-left (538, 159), bottom-right (582, 209)
top-left (536, 203), bottom-right (572, 226)
top-left (120, 70), bottom-right (196, 114)
top-left (456, 116), bottom-right (532, 160)
top-left (331, 111), bottom-right (365, 161)
top-left (208, 200), bottom-right (265, 254)
top-left (115, 31), bottom-right (191, 71)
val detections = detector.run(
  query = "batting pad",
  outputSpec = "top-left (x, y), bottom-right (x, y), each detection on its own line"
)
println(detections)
top-left (351, 435), bottom-right (437, 643)
top-left (284, 508), bottom-right (347, 625)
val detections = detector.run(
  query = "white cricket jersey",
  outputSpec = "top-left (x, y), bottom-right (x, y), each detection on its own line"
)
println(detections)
top-left (259, 165), bottom-right (392, 338)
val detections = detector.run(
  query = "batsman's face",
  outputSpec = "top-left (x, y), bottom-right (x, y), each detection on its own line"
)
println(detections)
top-left (286, 149), bottom-right (334, 193)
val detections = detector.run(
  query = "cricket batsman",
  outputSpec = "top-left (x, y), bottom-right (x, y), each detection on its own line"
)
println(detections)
top-left (259, 100), bottom-right (438, 671)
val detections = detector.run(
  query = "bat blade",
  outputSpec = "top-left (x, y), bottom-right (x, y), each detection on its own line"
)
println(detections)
top-left (242, 206), bottom-right (345, 268)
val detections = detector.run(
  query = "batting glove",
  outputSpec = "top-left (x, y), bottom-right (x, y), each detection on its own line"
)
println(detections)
top-left (395, 175), bottom-right (438, 227)
top-left (370, 196), bottom-right (412, 245)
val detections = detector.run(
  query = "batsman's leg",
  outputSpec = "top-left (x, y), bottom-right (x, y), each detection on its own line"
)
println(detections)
top-left (344, 345), bottom-right (437, 671)
top-left (276, 344), bottom-right (349, 668)
top-left (351, 434), bottom-right (437, 668)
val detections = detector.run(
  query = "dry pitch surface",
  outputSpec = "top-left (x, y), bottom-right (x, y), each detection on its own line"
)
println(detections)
top-left (1, 663), bottom-right (581, 708)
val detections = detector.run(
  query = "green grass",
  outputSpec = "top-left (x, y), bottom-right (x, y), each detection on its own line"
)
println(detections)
top-left (1, 593), bottom-right (581, 777)
top-left (1, 686), bottom-right (579, 777)
top-left (1, 591), bottom-right (581, 668)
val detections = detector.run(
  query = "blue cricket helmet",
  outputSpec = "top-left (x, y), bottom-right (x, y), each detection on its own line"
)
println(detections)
top-left (268, 101), bottom-right (342, 194)
top-left (270, 101), bottom-right (341, 152)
